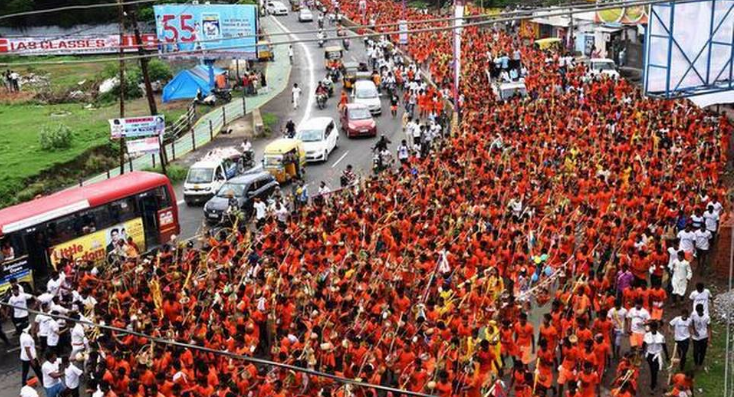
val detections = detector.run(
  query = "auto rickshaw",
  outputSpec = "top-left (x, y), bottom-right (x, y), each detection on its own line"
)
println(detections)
top-left (324, 45), bottom-right (344, 70)
top-left (257, 40), bottom-right (274, 62)
top-left (263, 139), bottom-right (306, 184)
top-left (342, 61), bottom-right (359, 92)
top-left (534, 37), bottom-right (562, 51)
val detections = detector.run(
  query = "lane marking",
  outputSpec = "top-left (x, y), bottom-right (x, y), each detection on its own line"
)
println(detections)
top-left (269, 15), bottom-right (316, 128)
top-left (331, 150), bottom-right (349, 168)
top-left (177, 199), bottom-right (185, 206)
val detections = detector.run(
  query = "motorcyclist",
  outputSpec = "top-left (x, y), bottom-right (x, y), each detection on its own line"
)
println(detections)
top-left (318, 13), bottom-right (324, 28)
top-left (316, 82), bottom-right (328, 96)
top-left (317, 29), bottom-right (326, 46)
top-left (285, 119), bottom-right (296, 138)
top-left (373, 134), bottom-right (391, 152)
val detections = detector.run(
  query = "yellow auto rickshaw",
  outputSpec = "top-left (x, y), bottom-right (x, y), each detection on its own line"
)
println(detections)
top-left (290, 0), bottom-right (301, 11)
top-left (257, 40), bottom-right (274, 62)
top-left (324, 45), bottom-right (344, 70)
top-left (534, 37), bottom-right (562, 51)
top-left (342, 61), bottom-right (359, 91)
top-left (263, 139), bottom-right (306, 184)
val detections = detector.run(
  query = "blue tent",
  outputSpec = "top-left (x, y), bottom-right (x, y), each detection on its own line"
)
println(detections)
top-left (162, 65), bottom-right (226, 103)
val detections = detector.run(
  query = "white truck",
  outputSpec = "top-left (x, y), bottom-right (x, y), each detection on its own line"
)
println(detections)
top-left (182, 147), bottom-right (245, 205)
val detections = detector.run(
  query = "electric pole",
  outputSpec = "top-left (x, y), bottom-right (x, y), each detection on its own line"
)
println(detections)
top-left (118, 0), bottom-right (126, 175)
top-left (130, 5), bottom-right (168, 175)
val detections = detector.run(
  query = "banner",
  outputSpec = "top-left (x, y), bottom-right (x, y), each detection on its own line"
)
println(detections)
top-left (127, 136), bottom-right (161, 155)
top-left (0, 34), bottom-right (157, 56)
top-left (153, 4), bottom-right (258, 58)
top-left (398, 20), bottom-right (408, 45)
top-left (0, 256), bottom-right (33, 294)
top-left (109, 115), bottom-right (165, 139)
top-left (49, 218), bottom-right (145, 266)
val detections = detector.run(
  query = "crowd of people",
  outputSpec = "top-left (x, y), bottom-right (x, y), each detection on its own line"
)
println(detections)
top-left (4, 0), bottom-right (732, 397)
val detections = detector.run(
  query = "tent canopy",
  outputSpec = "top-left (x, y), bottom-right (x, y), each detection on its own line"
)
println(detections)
top-left (688, 90), bottom-right (734, 108)
top-left (162, 65), bottom-right (226, 103)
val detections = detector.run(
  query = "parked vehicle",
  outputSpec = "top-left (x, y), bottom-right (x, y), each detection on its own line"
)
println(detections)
top-left (203, 171), bottom-right (279, 224)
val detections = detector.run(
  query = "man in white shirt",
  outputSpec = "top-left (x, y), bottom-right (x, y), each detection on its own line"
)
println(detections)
top-left (643, 321), bottom-right (669, 392)
top-left (40, 351), bottom-right (64, 397)
top-left (62, 356), bottom-right (83, 397)
top-left (8, 285), bottom-right (34, 333)
top-left (669, 308), bottom-right (692, 371)
top-left (397, 140), bottom-right (410, 164)
top-left (253, 197), bottom-right (268, 228)
top-left (676, 224), bottom-right (696, 256)
top-left (669, 251), bottom-right (693, 304)
top-left (45, 314), bottom-right (63, 356)
top-left (694, 225), bottom-right (712, 268)
top-left (607, 300), bottom-right (628, 359)
top-left (703, 204), bottom-right (720, 237)
top-left (70, 314), bottom-right (87, 359)
top-left (20, 326), bottom-right (43, 389)
top-left (18, 380), bottom-right (39, 397)
top-left (291, 83), bottom-right (302, 110)
top-left (626, 299), bottom-right (650, 349)
top-left (691, 303), bottom-right (711, 371)
top-left (33, 303), bottom-right (52, 352)
top-left (689, 282), bottom-right (711, 316)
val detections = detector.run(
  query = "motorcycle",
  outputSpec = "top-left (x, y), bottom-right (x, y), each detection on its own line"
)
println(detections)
top-left (321, 77), bottom-right (334, 97)
top-left (316, 93), bottom-right (328, 109)
top-left (318, 37), bottom-right (326, 48)
top-left (213, 88), bottom-right (232, 103)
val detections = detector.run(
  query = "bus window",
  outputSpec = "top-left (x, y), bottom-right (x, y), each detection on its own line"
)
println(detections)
top-left (155, 186), bottom-right (171, 208)
top-left (0, 237), bottom-right (16, 262)
top-left (109, 197), bottom-right (137, 224)
top-left (47, 214), bottom-right (78, 246)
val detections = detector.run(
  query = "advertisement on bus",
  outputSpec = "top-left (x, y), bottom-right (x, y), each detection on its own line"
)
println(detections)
top-left (49, 218), bottom-right (145, 267)
top-left (0, 256), bottom-right (33, 294)
top-left (153, 4), bottom-right (258, 58)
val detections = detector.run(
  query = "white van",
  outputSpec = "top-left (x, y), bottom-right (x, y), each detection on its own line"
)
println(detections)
top-left (183, 148), bottom-right (242, 205)
top-left (587, 58), bottom-right (620, 79)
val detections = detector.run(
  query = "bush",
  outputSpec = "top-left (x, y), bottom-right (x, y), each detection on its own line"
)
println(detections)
top-left (39, 123), bottom-right (73, 151)
top-left (147, 59), bottom-right (173, 82)
top-left (143, 163), bottom-right (187, 183)
top-left (97, 69), bottom-right (143, 103)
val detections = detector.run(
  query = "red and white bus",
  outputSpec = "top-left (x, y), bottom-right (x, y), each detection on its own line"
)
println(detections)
top-left (0, 171), bottom-right (180, 293)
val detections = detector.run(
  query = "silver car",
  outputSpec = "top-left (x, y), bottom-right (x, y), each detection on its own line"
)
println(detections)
top-left (298, 8), bottom-right (313, 22)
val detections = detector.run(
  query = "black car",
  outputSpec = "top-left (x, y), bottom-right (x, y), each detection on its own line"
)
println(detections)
top-left (203, 171), bottom-right (278, 223)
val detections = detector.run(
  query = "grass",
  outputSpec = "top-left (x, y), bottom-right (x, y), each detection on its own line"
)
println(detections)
top-left (0, 98), bottom-right (188, 208)
top-left (143, 163), bottom-right (188, 184)
top-left (262, 112), bottom-right (279, 136)
top-left (0, 55), bottom-right (115, 91)
top-left (695, 320), bottom-right (727, 395)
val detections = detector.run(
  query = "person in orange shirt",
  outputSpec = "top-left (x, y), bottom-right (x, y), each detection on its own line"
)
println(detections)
top-left (648, 281), bottom-right (667, 320)
top-left (577, 362), bottom-right (600, 397)
top-left (539, 313), bottom-right (560, 352)
top-left (513, 313), bottom-right (535, 365)
top-left (592, 333), bottom-right (611, 377)
top-left (558, 337), bottom-right (579, 397)
top-left (535, 338), bottom-right (556, 395)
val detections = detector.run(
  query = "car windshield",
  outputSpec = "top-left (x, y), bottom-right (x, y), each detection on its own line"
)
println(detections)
top-left (264, 155), bottom-right (282, 167)
top-left (348, 107), bottom-right (371, 120)
top-left (355, 85), bottom-right (377, 99)
top-left (216, 183), bottom-right (246, 198)
top-left (298, 129), bottom-right (324, 142)
top-left (593, 61), bottom-right (615, 71)
top-left (501, 87), bottom-right (527, 100)
top-left (186, 167), bottom-right (214, 184)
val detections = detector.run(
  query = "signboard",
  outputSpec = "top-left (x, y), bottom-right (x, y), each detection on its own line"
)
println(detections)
top-left (126, 136), bottom-right (161, 155)
top-left (109, 115), bottom-right (165, 139)
top-left (49, 218), bottom-right (145, 266)
top-left (398, 20), bottom-right (408, 45)
top-left (153, 4), bottom-right (258, 58)
top-left (0, 34), bottom-right (157, 56)
top-left (584, 35), bottom-right (595, 57)
top-left (0, 256), bottom-right (33, 294)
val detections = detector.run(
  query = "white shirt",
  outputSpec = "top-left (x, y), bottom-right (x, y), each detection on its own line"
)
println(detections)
top-left (35, 313), bottom-right (52, 337)
top-left (711, 201), bottom-right (724, 216)
top-left (71, 323), bottom-right (86, 346)
top-left (41, 359), bottom-right (61, 387)
top-left (643, 331), bottom-right (665, 355)
top-left (8, 293), bottom-right (33, 318)
top-left (275, 206), bottom-right (289, 223)
top-left (36, 292), bottom-right (54, 306)
top-left (669, 316), bottom-right (692, 341)
top-left (667, 246), bottom-right (679, 268)
top-left (691, 312), bottom-right (710, 341)
top-left (253, 201), bottom-right (267, 220)
top-left (47, 320), bottom-right (61, 347)
top-left (19, 332), bottom-right (36, 361)
top-left (689, 289), bottom-right (711, 316)
top-left (703, 211), bottom-right (719, 232)
top-left (291, 86), bottom-right (302, 101)
top-left (607, 307), bottom-right (628, 331)
top-left (627, 307), bottom-right (651, 334)
top-left (64, 364), bottom-right (84, 389)
top-left (695, 229), bottom-right (712, 250)
top-left (19, 385), bottom-right (39, 397)
top-left (677, 230), bottom-right (696, 253)
top-left (46, 277), bottom-right (62, 296)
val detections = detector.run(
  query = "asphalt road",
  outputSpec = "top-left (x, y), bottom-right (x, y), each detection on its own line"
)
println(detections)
top-left (175, 12), bottom-right (408, 240)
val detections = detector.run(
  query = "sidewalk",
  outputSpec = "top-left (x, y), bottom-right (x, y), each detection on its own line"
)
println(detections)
top-left (82, 17), bottom-right (290, 186)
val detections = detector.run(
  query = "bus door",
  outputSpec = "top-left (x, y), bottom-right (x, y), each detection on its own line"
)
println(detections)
top-left (23, 229), bottom-right (51, 282)
top-left (138, 193), bottom-right (160, 248)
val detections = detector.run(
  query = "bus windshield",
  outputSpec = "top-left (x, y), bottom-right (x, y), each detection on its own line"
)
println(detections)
top-left (186, 167), bottom-right (214, 184)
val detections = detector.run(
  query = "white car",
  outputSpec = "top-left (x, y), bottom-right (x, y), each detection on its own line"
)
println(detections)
top-left (587, 58), bottom-right (620, 79)
top-left (298, 8), bottom-right (313, 22)
top-left (295, 117), bottom-right (339, 162)
top-left (352, 80), bottom-right (381, 115)
top-left (492, 81), bottom-right (527, 101)
top-left (266, 1), bottom-right (288, 15)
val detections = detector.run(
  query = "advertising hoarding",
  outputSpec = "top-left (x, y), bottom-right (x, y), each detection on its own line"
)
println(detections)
top-left (49, 218), bottom-right (145, 266)
top-left (0, 34), bottom-right (157, 56)
top-left (154, 4), bottom-right (258, 59)
top-left (109, 115), bottom-right (166, 139)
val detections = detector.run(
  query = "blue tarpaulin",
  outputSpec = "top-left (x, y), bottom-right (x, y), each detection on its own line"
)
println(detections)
top-left (162, 65), bottom-right (225, 103)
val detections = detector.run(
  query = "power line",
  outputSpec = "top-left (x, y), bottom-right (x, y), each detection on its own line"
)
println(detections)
top-left (0, 0), bottom-right (160, 21)
top-left (0, 0), bottom-right (674, 67)
top-left (0, 0), bottom-right (651, 54)
top-left (0, 301), bottom-right (437, 397)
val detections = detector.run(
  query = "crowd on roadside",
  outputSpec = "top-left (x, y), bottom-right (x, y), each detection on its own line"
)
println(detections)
top-left (4, 0), bottom-right (732, 397)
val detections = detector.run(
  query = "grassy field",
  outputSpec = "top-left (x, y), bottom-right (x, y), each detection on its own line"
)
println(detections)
top-left (0, 55), bottom-right (115, 91)
top-left (0, 98), bottom-right (188, 207)
top-left (695, 320), bottom-right (727, 395)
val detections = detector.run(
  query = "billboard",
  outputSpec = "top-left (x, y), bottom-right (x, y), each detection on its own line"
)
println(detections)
top-left (0, 34), bottom-right (157, 56)
top-left (153, 4), bottom-right (258, 59)
top-left (643, 0), bottom-right (734, 98)
top-left (49, 217), bottom-right (145, 266)
top-left (109, 115), bottom-right (165, 139)
top-left (127, 136), bottom-right (161, 155)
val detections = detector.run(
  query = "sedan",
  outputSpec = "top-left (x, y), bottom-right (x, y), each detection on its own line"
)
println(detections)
top-left (340, 104), bottom-right (377, 138)
top-left (298, 8), bottom-right (313, 22)
top-left (296, 117), bottom-right (338, 162)
top-left (352, 80), bottom-right (381, 115)
top-left (267, 1), bottom-right (289, 15)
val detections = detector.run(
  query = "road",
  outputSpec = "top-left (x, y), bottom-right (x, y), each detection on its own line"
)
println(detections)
top-left (174, 12), bottom-right (407, 240)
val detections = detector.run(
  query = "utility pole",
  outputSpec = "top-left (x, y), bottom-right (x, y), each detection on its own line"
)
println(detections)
top-left (130, 5), bottom-right (168, 175)
top-left (117, 0), bottom-right (126, 175)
